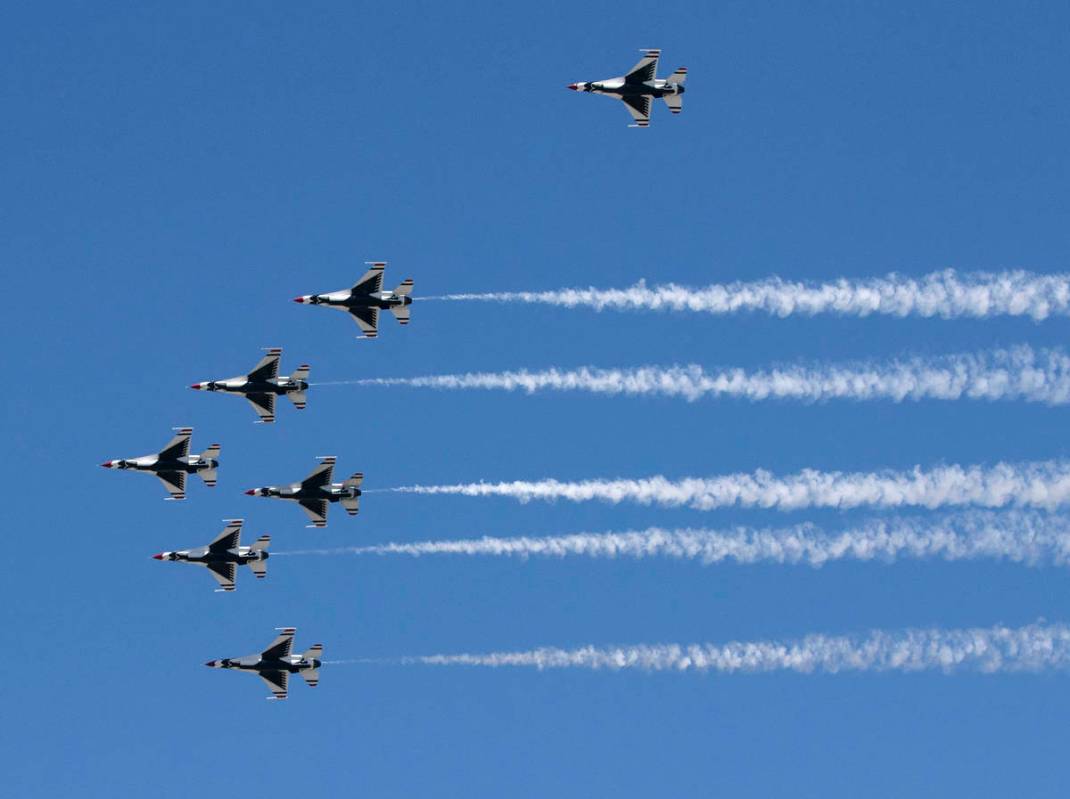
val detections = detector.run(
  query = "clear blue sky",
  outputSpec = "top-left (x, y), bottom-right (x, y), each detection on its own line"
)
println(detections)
top-left (3, 1), bottom-right (1070, 796)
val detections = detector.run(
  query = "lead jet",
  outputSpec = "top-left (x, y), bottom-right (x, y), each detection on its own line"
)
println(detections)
top-left (101, 427), bottom-right (219, 500)
top-left (205, 627), bottom-right (323, 700)
top-left (153, 519), bottom-right (270, 592)
top-left (245, 455), bottom-right (362, 528)
top-left (190, 347), bottom-right (310, 423)
top-left (567, 49), bottom-right (687, 127)
top-left (293, 261), bottom-right (414, 339)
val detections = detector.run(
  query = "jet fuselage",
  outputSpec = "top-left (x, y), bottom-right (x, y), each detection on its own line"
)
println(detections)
top-left (206, 653), bottom-right (320, 674)
top-left (573, 77), bottom-right (684, 99)
top-left (101, 454), bottom-right (216, 475)
top-left (247, 482), bottom-right (360, 504)
top-left (305, 290), bottom-right (413, 311)
top-left (192, 377), bottom-right (308, 397)
top-left (156, 545), bottom-right (267, 567)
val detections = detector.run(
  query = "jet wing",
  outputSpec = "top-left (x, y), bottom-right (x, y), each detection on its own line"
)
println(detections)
top-left (206, 562), bottom-right (237, 592)
top-left (347, 307), bottom-right (379, 339)
top-left (155, 470), bottom-right (187, 500)
top-left (625, 49), bottom-right (660, 84)
top-left (351, 262), bottom-right (386, 295)
top-left (247, 348), bottom-right (281, 382)
top-left (261, 627), bottom-right (296, 659)
top-left (245, 393), bottom-right (276, 424)
top-left (157, 427), bottom-right (193, 460)
top-left (620, 95), bottom-right (651, 128)
top-left (258, 669), bottom-right (289, 700)
top-left (301, 457), bottom-right (336, 489)
top-left (208, 519), bottom-right (243, 552)
top-left (298, 499), bottom-right (329, 528)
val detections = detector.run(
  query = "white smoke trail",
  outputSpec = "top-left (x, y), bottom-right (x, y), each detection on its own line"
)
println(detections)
top-left (273, 511), bottom-right (1070, 567)
top-left (315, 346), bottom-right (1070, 405)
top-left (421, 269), bottom-right (1070, 320)
top-left (412, 621), bottom-right (1070, 674)
top-left (385, 461), bottom-right (1070, 512)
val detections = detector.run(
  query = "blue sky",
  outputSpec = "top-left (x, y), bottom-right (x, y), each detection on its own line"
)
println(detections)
top-left (3, 1), bottom-right (1070, 796)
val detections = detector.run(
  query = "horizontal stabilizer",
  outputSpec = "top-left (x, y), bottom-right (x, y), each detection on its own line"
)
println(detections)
top-left (667, 66), bottom-right (687, 85)
top-left (197, 467), bottom-right (218, 488)
top-left (287, 390), bottom-right (308, 410)
top-left (389, 305), bottom-right (411, 325)
top-left (393, 279), bottom-right (415, 297)
top-left (300, 668), bottom-right (320, 688)
top-left (290, 364), bottom-right (311, 383)
top-left (663, 93), bottom-right (683, 114)
top-left (249, 559), bottom-right (268, 579)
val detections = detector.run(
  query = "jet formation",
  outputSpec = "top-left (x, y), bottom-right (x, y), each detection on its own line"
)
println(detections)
top-left (103, 51), bottom-right (688, 701)
top-left (206, 627), bottom-right (322, 700)
top-left (294, 261), bottom-right (414, 339)
top-left (153, 518), bottom-right (270, 592)
top-left (245, 455), bottom-right (363, 528)
top-left (190, 347), bottom-right (310, 423)
top-left (101, 427), bottom-right (219, 500)
top-left (568, 49), bottom-right (687, 127)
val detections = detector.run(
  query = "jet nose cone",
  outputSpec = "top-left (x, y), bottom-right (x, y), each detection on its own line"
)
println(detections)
top-left (567, 83), bottom-right (579, 91)
top-left (101, 460), bottom-right (113, 468)
top-left (205, 660), bottom-right (217, 668)
top-left (190, 383), bottom-right (202, 390)
top-left (152, 553), bottom-right (164, 560)
top-left (245, 489), bottom-right (257, 496)
top-left (293, 296), bottom-right (307, 304)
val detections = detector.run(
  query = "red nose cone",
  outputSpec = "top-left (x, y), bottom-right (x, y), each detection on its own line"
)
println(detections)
top-left (245, 489), bottom-right (256, 495)
top-left (293, 296), bottom-right (306, 303)
top-left (190, 383), bottom-right (201, 390)
top-left (152, 553), bottom-right (164, 560)
top-left (101, 461), bottom-right (112, 468)
top-left (567, 83), bottom-right (579, 90)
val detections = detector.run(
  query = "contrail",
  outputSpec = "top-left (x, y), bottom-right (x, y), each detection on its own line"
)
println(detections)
top-left (272, 511), bottom-right (1070, 567)
top-left (410, 621), bottom-right (1070, 674)
top-left (383, 460), bottom-right (1070, 511)
top-left (312, 346), bottom-right (1070, 405)
top-left (419, 269), bottom-right (1070, 320)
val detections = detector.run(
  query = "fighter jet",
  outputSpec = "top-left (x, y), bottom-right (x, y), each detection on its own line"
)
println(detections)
top-left (245, 455), bottom-right (362, 528)
top-left (567, 49), bottom-right (687, 127)
top-left (153, 519), bottom-right (270, 592)
top-left (101, 427), bottom-right (219, 500)
top-left (190, 347), bottom-right (310, 423)
top-left (293, 261), bottom-right (414, 339)
top-left (205, 627), bottom-right (322, 700)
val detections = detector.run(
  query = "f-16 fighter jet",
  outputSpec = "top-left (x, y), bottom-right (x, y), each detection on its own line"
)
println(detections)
top-left (205, 627), bottom-right (322, 700)
top-left (245, 455), bottom-right (362, 528)
top-left (153, 519), bottom-right (270, 592)
top-left (567, 49), bottom-right (687, 127)
top-left (190, 347), bottom-right (310, 423)
top-left (293, 261), bottom-right (414, 339)
top-left (101, 427), bottom-right (219, 500)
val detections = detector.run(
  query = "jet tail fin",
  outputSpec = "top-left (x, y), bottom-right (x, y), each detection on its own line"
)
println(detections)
top-left (300, 668), bottom-right (321, 688)
top-left (248, 558), bottom-right (268, 580)
top-left (389, 304), bottom-right (411, 325)
top-left (393, 279), bottom-right (414, 297)
top-left (290, 363), bottom-right (311, 383)
top-left (250, 534), bottom-right (271, 552)
top-left (287, 390), bottom-right (308, 410)
top-left (197, 444), bottom-right (221, 487)
top-left (663, 93), bottom-right (683, 114)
